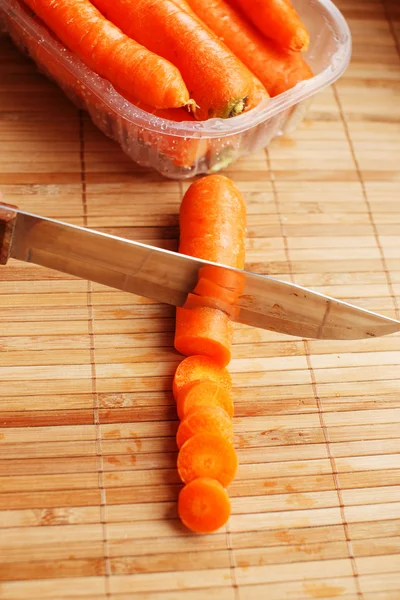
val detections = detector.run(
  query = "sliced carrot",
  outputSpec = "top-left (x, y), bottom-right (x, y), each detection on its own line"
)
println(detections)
top-left (231, 0), bottom-right (310, 53)
top-left (90, 0), bottom-right (254, 120)
top-left (175, 175), bottom-right (246, 364)
top-left (185, 0), bottom-right (312, 98)
top-left (176, 405), bottom-right (233, 449)
top-left (177, 380), bottom-right (234, 421)
top-left (175, 306), bottom-right (234, 367)
top-left (22, 0), bottom-right (191, 109)
top-left (178, 477), bottom-right (231, 533)
top-left (178, 432), bottom-right (238, 486)
top-left (172, 355), bottom-right (232, 401)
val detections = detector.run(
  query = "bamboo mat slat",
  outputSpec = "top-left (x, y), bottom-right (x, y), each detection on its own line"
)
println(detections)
top-left (1, 0), bottom-right (400, 598)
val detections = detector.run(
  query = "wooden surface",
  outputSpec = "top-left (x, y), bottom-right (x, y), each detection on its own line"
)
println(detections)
top-left (1, 0), bottom-right (400, 598)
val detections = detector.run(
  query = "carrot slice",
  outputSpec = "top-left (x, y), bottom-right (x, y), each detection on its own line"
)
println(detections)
top-left (173, 355), bottom-right (232, 401)
top-left (178, 477), bottom-right (231, 533)
top-left (230, 0), bottom-right (310, 53)
top-left (177, 432), bottom-right (238, 486)
top-left (175, 306), bottom-right (234, 367)
top-left (177, 380), bottom-right (234, 421)
top-left (185, 0), bottom-right (312, 97)
top-left (177, 405), bottom-right (233, 449)
top-left (22, 0), bottom-right (191, 109)
top-left (90, 0), bottom-right (254, 120)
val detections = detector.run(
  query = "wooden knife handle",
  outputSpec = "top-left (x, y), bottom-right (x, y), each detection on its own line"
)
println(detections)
top-left (0, 202), bottom-right (18, 265)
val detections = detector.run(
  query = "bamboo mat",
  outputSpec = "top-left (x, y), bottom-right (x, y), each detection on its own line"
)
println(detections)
top-left (1, 0), bottom-right (400, 598)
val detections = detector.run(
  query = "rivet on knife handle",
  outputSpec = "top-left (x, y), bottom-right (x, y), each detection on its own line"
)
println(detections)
top-left (0, 202), bottom-right (17, 265)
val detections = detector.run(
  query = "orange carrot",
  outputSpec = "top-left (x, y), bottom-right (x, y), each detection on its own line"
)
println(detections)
top-left (173, 355), bottom-right (232, 400)
top-left (185, 0), bottom-right (312, 97)
top-left (230, 0), bottom-right (310, 53)
top-left (22, 0), bottom-right (191, 109)
top-left (177, 380), bottom-right (234, 421)
top-left (175, 306), bottom-right (234, 367)
top-left (90, 0), bottom-right (254, 120)
top-left (118, 98), bottom-right (208, 168)
top-left (176, 405), bottom-right (234, 449)
top-left (175, 175), bottom-right (246, 365)
top-left (177, 433), bottom-right (238, 486)
top-left (178, 175), bottom-right (246, 267)
top-left (178, 477), bottom-right (231, 533)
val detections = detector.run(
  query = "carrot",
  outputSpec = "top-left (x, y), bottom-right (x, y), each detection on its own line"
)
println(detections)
top-left (173, 355), bottom-right (232, 400)
top-left (185, 0), bottom-right (312, 97)
top-left (176, 380), bottom-right (234, 421)
top-left (175, 306), bottom-right (234, 367)
top-left (178, 477), bottom-right (231, 533)
top-left (90, 0), bottom-right (254, 120)
top-left (178, 175), bottom-right (246, 266)
top-left (230, 0), bottom-right (310, 53)
top-left (117, 98), bottom-right (208, 168)
top-left (21, 0), bottom-right (191, 109)
top-left (175, 175), bottom-right (246, 365)
top-left (176, 405), bottom-right (234, 449)
top-left (177, 433), bottom-right (238, 486)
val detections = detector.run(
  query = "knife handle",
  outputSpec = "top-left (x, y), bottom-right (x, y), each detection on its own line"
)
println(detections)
top-left (0, 202), bottom-right (18, 265)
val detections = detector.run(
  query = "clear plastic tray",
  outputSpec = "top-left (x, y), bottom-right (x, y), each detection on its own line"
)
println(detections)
top-left (0, 0), bottom-right (351, 179)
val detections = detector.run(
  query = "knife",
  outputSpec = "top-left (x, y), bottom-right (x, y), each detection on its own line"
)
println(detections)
top-left (1, 203), bottom-right (399, 340)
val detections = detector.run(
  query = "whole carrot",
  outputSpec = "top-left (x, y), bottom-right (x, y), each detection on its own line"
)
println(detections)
top-left (90, 0), bottom-right (254, 120)
top-left (185, 0), bottom-right (312, 97)
top-left (230, 0), bottom-right (310, 52)
top-left (22, 0), bottom-right (191, 109)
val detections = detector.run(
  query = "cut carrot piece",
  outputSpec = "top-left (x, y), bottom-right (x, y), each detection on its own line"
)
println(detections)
top-left (177, 406), bottom-right (234, 449)
top-left (231, 0), bottom-right (310, 53)
top-left (175, 306), bottom-right (234, 367)
top-left (90, 0), bottom-right (254, 120)
top-left (173, 355), bottom-right (232, 401)
top-left (22, 0), bottom-right (191, 109)
top-left (177, 432), bottom-right (238, 486)
top-left (186, 0), bottom-right (312, 98)
top-left (178, 477), bottom-right (231, 533)
top-left (177, 380), bottom-right (234, 421)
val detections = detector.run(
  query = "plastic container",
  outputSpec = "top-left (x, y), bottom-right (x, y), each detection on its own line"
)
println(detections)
top-left (0, 0), bottom-right (351, 179)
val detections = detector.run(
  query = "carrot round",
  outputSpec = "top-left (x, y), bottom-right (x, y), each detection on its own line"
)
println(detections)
top-left (178, 477), bottom-right (231, 533)
top-left (185, 0), bottom-right (312, 97)
top-left (231, 0), bottom-right (310, 53)
top-left (176, 405), bottom-right (233, 449)
top-left (177, 433), bottom-right (238, 486)
top-left (175, 175), bottom-right (246, 365)
top-left (90, 0), bottom-right (254, 120)
top-left (177, 380), bottom-right (234, 421)
top-left (22, 0), bottom-right (191, 110)
top-left (175, 306), bottom-right (234, 367)
top-left (173, 355), bottom-right (232, 401)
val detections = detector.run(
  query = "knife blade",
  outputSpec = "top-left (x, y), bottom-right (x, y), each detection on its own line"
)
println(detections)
top-left (1, 203), bottom-right (399, 340)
